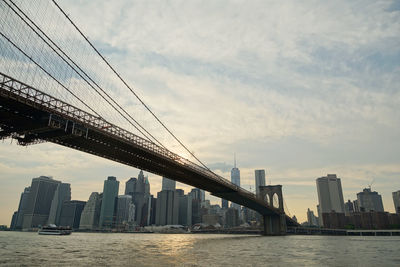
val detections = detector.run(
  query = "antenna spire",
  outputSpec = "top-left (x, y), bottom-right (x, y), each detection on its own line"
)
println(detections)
top-left (234, 152), bottom-right (236, 168)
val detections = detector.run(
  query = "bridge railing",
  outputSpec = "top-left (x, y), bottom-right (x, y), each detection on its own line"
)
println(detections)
top-left (0, 72), bottom-right (258, 201)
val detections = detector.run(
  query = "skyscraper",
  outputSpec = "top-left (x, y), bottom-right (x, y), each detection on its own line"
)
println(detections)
top-left (23, 176), bottom-right (60, 229)
top-left (99, 176), bottom-right (119, 228)
top-left (162, 177), bottom-right (176, 191)
top-left (79, 192), bottom-right (103, 230)
top-left (231, 154), bottom-right (241, 211)
top-left (221, 199), bottom-right (229, 209)
top-left (231, 154), bottom-right (240, 186)
top-left (14, 186), bottom-right (30, 230)
top-left (178, 193), bottom-right (193, 226)
top-left (134, 170), bottom-right (150, 226)
top-left (316, 174), bottom-right (345, 226)
top-left (356, 188), bottom-right (384, 212)
top-left (393, 190), bottom-right (400, 214)
top-left (59, 200), bottom-right (86, 229)
top-left (344, 199), bottom-right (354, 215)
top-left (125, 178), bottom-right (137, 197)
top-left (115, 195), bottom-right (135, 229)
top-left (155, 190), bottom-right (179, 225)
top-left (307, 208), bottom-right (319, 227)
top-left (48, 183), bottom-right (71, 225)
top-left (255, 169), bottom-right (266, 196)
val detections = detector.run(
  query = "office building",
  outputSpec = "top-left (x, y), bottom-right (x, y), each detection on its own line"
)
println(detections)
top-left (79, 192), bottom-right (102, 230)
top-left (58, 200), bottom-right (86, 229)
top-left (307, 208), bottom-right (319, 227)
top-left (178, 193), bottom-right (193, 226)
top-left (48, 183), bottom-right (71, 225)
top-left (133, 171), bottom-right (151, 226)
top-left (162, 177), bottom-right (176, 191)
top-left (155, 190), bottom-right (179, 225)
top-left (344, 199), bottom-right (354, 216)
top-left (353, 199), bottom-right (360, 212)
top-left (99, 176), bottom-right (119, 228)
top-left (231, 155), bottom-right (241, 211)
top-left (225, 207), bottom-right (239, 228)
top-left (115, 195), bottom-right (135, 229)
top-left (148, 195), bottom-right (157, 225)
top-left (14, 186), bottom-right (31, 230)
top-left (393, 190), bottom-right (400, 214)
top-left (221, 199), bottom-right (229, 209)
top-left (190, 188), bottom-right (202, 201)
top-left (23, 176), bottom-right (61, 229)
top-left (125, 177), bottom-right (137, 197)
top-left (255, 169), bottom-right (266, 196)
top-left (200, 190), bottom-right (205, 202)
top-left (316, 174), bottom-right (345, 226)
top-left (357, 188), bottom-right (384, 212)
top-left (10, 212), bottom-right (18, 230)
top-left (189, 189), bottom-right (202, 224)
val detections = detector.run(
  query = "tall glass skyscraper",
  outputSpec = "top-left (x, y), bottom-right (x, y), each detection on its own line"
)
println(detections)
top-left (231, 155), bottom-right (241, 211)
top-left (99, 176), bottom-right (119, 228)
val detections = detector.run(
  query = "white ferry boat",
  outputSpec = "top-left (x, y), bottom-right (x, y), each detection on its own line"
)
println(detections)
top-left (38, 224), bottom-right (72, 235)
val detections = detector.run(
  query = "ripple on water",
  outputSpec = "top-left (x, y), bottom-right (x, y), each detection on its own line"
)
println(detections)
top-left (0, 232), bottom-right (400, 266)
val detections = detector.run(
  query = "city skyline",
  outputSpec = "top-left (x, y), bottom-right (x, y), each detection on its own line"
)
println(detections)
top-left (1, 0), bottom-right (400, 226)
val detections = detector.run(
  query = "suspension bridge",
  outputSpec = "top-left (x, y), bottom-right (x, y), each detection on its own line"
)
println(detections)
top-left (0, 0), bottom-right (298, 234)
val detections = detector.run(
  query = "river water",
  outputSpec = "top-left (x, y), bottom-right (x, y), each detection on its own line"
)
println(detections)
top-left (0, 232), bottom-right (399, 266)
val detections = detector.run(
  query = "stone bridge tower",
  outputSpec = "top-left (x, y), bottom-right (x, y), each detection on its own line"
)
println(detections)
top-left (259, 185), bottom-right (287, 235)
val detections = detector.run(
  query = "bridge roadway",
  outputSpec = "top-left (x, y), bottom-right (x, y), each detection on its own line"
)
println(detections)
top-left (0, 72), bottom-right (298, 227)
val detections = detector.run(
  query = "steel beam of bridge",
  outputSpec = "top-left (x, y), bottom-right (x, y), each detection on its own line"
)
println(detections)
top-left (0, 72), bottom-right (298, 227)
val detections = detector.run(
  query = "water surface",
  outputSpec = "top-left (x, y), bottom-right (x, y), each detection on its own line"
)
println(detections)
top-left (0, 232), bottom-right (399, 266)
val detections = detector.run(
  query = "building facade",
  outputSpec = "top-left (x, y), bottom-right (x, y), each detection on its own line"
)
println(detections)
top-left (115, 195), bottom-right (135, 229)
top-left (48, 183), bottom-right (71, 225)
top-left (79, 192), bottom-right (102, 230)
top-left (307, 208), bottom-right (319, 227)
top-left (344, 199), bottom-right (354, 216)
top-left (393, 190), bottom-right (400, 214)
top-left (155, 190), bottom-right (179, 225)
top-left (231, 158), bottom-right (241, 211)
top-left (14, 186), bottom-right (31, 230)
top-left (178, 193), bottom-right (193, 226)
top-left (59, 200), bottom-right (86, 229)
top-left (255, 169), bottom-right (266, 196)
top-left (316, 174), bottom-right (345, 226)
top-left (162, 177), bottom-right (176, 191)
top-left (125, 178), bottom-right (137, 197)
top-left (357, 188), bottom-right (384, 212)
top-left (99, 176), bottom-right (119, 228)
top-left (23, 176), bottom-right (61, 229)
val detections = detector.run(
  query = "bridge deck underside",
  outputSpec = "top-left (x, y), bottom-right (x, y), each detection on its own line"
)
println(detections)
top-left (0, 73), bottom-right (298, 226)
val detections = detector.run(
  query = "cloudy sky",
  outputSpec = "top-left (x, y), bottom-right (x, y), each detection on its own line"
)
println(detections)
top-left (1, 0), bottom-right (399, 225)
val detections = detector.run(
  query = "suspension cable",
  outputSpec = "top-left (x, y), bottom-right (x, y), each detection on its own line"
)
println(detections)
top-left (52, 0), bottom-right (214, 172)
top-left (6, 0), bottom-right (167, 147)
top-left (0, 31), bottom-right (102, 118)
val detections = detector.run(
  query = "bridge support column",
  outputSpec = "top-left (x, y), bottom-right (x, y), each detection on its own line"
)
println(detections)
top-left (262, 214), bottom-right (286, 235)
top-left (259, 185), bottom-right (287, 236)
